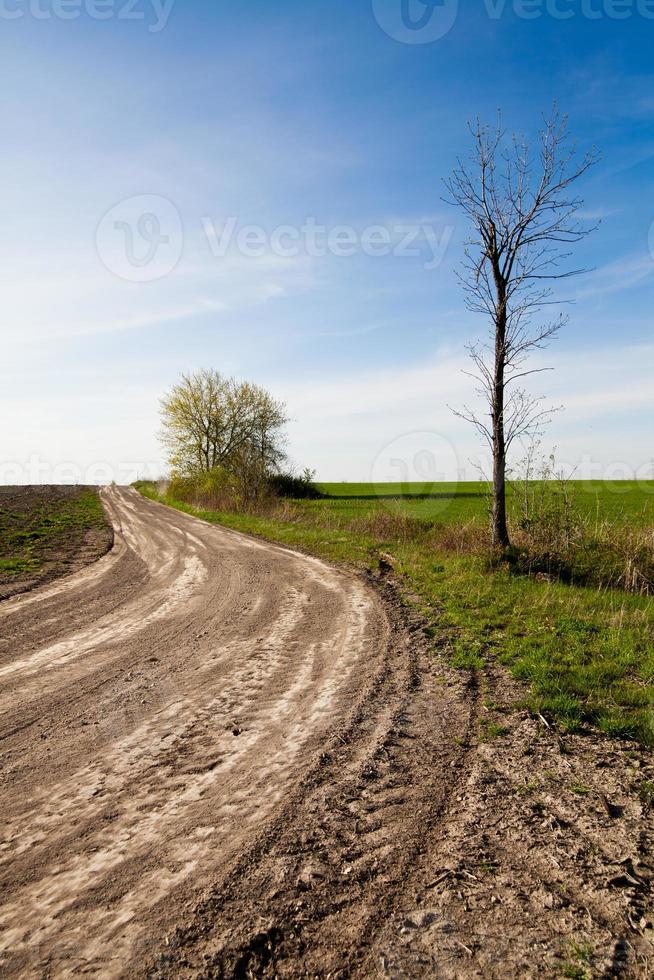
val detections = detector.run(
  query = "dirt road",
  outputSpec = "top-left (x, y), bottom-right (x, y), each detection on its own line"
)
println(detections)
top-left (0, 487), bottom-right (393, 974)
top-left (2, 488), bottom-right (652, 978)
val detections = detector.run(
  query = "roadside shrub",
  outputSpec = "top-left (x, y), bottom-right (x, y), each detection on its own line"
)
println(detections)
top-left (160, 465), bottom-right (321, 514)
top-left (489, 450), bottom-right (654, 594)
top-left (495, 518), bottom-right (654, 594)
top-left (500, 486), bottom-right (654, 594)
top-left (167, 468), bottom-right (238, 511)
top-left (267, 469), bottom-right (322, 499)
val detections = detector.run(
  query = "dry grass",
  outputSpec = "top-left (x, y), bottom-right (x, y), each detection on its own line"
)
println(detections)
top-left (504, 516), bottom-right (654, 596)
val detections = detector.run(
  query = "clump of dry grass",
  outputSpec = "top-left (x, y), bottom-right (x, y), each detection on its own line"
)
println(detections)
top-left (431, 519), bottom-right (492, 555)
top-left (347, 510), bottom-right (490, 553)
top-left (491, 455), bottom-right (654, 594)
top-left (349, 511), bottom-right (431, 543)
top-left (503, 509), bottom-right (654, 595)
top-left (615, 524), bottom-right (654, 593)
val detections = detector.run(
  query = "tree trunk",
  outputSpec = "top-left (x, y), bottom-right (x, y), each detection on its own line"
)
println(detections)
top-left (492, 445), bottom-right (509, 548)
top-left (492, 280), bottom-right (511, 549)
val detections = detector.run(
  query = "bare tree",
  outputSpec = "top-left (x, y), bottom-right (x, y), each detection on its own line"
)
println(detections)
top-left (445, 108), bottom-right (598, 547)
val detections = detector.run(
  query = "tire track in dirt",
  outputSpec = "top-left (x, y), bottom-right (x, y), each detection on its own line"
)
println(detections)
top-left (144, 582), bottom-right (654, 979)
top-left (146, 580), bottom-right (478, 978)
top-left (0, 488), bottom-right (397, 977)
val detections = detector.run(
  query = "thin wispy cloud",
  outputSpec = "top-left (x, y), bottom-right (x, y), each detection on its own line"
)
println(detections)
top-left (573, 253), bottom-right (654, 301)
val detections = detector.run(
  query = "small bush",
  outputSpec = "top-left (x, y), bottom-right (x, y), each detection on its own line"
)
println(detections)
top-left (166, 469), bottom-right (240, 511)
top-left (497, 518), bottom-right (654, 595)
top-left (502, 453), bottom-right (654, 595)
top-left (267, 470), bottom-right (322, 499)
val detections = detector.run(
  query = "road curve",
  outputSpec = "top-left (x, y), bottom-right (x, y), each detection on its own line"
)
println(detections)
top-left (0, 487), bottom-right (389, 977)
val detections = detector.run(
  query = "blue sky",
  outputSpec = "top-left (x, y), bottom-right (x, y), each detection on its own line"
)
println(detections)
top-left (2, 0), bottom-right (653, 483)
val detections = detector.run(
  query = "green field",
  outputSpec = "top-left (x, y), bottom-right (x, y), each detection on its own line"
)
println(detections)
top-left (314, 481), bottom-right (654, 525)
top-left (137, 479), bottom-right (654, 746)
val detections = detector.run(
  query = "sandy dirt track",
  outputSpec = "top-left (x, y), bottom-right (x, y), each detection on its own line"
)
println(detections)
top-left (0, 487), bottom-right (396, 975)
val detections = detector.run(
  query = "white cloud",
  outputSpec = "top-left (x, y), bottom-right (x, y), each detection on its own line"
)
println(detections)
top-left (573, 253), bottom-right (654, 302)
top-left (2, 324), bottom-right (653, 486)
top-left (282, 343), bottom-right (654, 482)
top-left (1, 242), bottom-right (317, 345)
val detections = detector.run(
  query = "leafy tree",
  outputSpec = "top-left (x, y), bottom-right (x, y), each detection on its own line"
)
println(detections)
top-left (160, 369), bottom-right (288, 484)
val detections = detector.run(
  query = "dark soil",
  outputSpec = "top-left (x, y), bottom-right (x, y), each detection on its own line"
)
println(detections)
top-left (0, 485), bottom-right (113, 600)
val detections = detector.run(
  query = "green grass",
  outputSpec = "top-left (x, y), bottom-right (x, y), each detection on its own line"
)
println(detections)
top-left (0, 556), bottom-right (39, 577)
top-left (312, 482), bottom-right (487, 523)
top-left (561, 940), bottom-right (596, 979)
top-left (0, 488), bottom-right (107, 581)
top-left (316, 480), bottom-right (654, 526)
top-left (136, 480), bottom-right (654, 746)
top-left (639, 780), bottom-right (654, 807)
